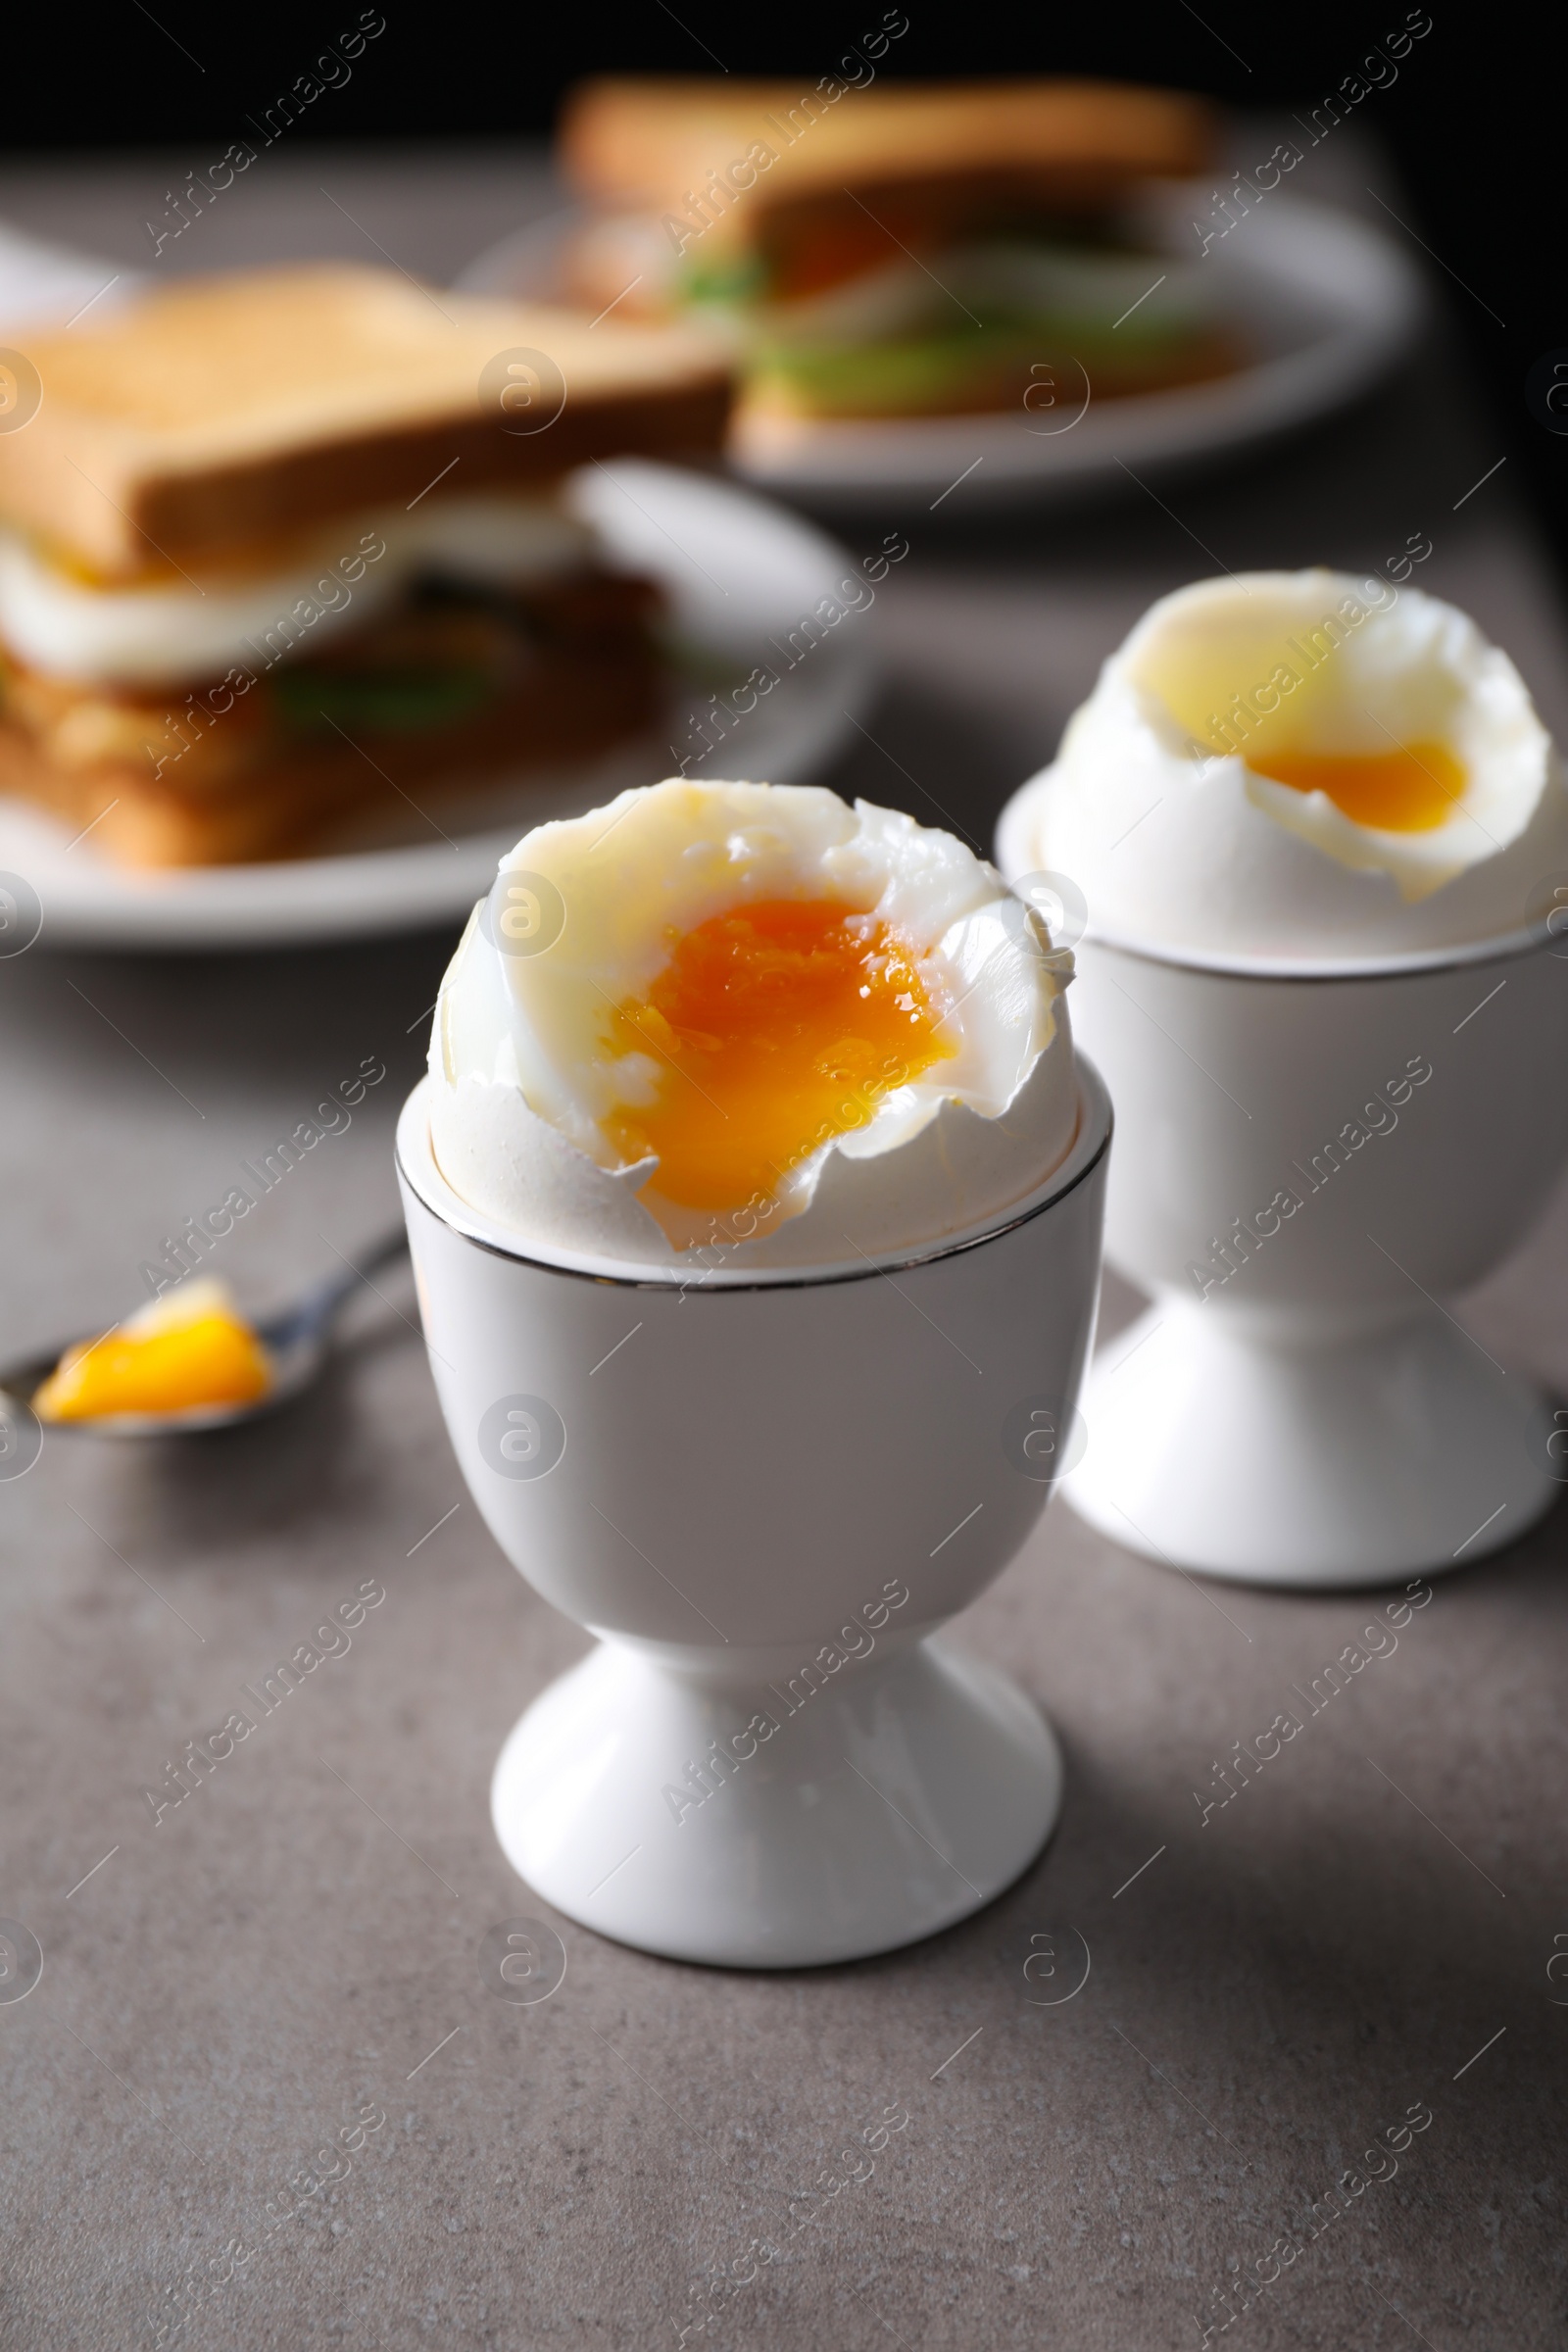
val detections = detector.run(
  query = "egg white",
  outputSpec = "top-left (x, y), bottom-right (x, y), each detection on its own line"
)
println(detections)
top-left (1003, 570), bottom-right (1568, 959)
top-left (0, 492), bottom-right (599, 686)
top-left (430, 778), bottom-right (1078, 1265)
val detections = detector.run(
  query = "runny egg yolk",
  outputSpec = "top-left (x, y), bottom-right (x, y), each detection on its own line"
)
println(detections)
top-left (605, 898), bottom-right (954, 1216)
top-left (33, 1295), bottom-right (272, 1421)
top-left (1247, 742), bottom-right (1465, 832)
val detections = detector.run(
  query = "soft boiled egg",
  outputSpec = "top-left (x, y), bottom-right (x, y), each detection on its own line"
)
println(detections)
top-left (1004, 571), bottom-right (1568, 960)
top-left (428, 779), bottom-right (1078, 1268)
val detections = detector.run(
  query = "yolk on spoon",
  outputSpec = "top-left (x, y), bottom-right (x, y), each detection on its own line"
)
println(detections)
top-left (1247, 742), bottom-right (1464, 832)
top-left (605, 898), bottom-right (954, 1216)
top-left (33, 1279), bottom-right (272, 1421)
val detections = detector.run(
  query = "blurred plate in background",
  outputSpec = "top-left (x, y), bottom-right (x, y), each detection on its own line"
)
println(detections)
top-left (460, 192), bottom-right (1424, 510)
top-left (0, 462), bottom-right (875, 951)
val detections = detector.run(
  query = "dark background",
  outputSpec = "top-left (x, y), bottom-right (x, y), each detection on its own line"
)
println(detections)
top-left (5, 4), bottom-right (1562, 563)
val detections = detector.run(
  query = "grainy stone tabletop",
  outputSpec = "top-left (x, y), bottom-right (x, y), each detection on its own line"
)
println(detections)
top-left (1, 135), bottom-right (1565, 2352)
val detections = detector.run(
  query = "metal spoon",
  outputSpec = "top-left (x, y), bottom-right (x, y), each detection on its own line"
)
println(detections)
top-left (0, 1228), bottom-right (410, 1439)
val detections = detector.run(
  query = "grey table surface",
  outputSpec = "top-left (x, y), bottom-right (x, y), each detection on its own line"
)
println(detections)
top-left (2, 135), bottom-right (1566, 2352)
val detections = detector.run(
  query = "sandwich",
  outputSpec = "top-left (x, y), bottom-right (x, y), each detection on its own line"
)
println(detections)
top-left (558, 77), bottom-right (1226, 426)
top-left (0, 266), bottom-right (731, 865)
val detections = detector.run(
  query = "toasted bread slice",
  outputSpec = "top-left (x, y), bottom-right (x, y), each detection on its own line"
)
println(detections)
top-left (0, 267), bottom-right (731, 577)
top-left (562, 76), bottom-right (1216, 232)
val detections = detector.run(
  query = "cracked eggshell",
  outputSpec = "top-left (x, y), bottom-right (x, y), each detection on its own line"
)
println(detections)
top-left (427, 779), bottom-right (1077, 1270)
top-left (1010, 571), bottom-right (1568, 959)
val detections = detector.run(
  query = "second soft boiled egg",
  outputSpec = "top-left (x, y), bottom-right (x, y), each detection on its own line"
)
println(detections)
top-left (1019, 570), bottom-right (1568, 959)
top-left (427, 779), bottom-right (1079, 1267)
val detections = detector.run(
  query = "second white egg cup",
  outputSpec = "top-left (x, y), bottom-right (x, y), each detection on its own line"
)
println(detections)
top-left (397, 1068), bottom-right (1109, 1969)
top-left (1000, 784), bottom-right (1568, 1589)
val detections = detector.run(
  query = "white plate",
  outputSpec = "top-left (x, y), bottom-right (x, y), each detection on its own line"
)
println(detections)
top-left (459, 192), bottom-right (1424, 508)
top-left (0, 463), bottom-right (875, 950)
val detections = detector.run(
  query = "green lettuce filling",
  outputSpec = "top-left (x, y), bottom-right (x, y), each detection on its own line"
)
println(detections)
top-left (272, 667), bottom-right (499, 736)
top-left (680, 251), bottom-right (767, 309)
top-left (751, 309), bottom-right (1207, 414)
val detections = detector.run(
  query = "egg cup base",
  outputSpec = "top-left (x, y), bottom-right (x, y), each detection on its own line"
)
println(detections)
top-left (490, 1632), bottom-right (1063, 1969)
top-left (398, 1065), bottom-right (1110, 1970)
top-left (1064, 1298), bottom-right (1558, 1588)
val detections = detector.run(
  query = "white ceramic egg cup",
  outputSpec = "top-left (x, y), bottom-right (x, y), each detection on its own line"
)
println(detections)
top-left (397, 1068), bottom-right (1110, 1969)
top-left (999, 787), bottom-right (1568, 1589)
